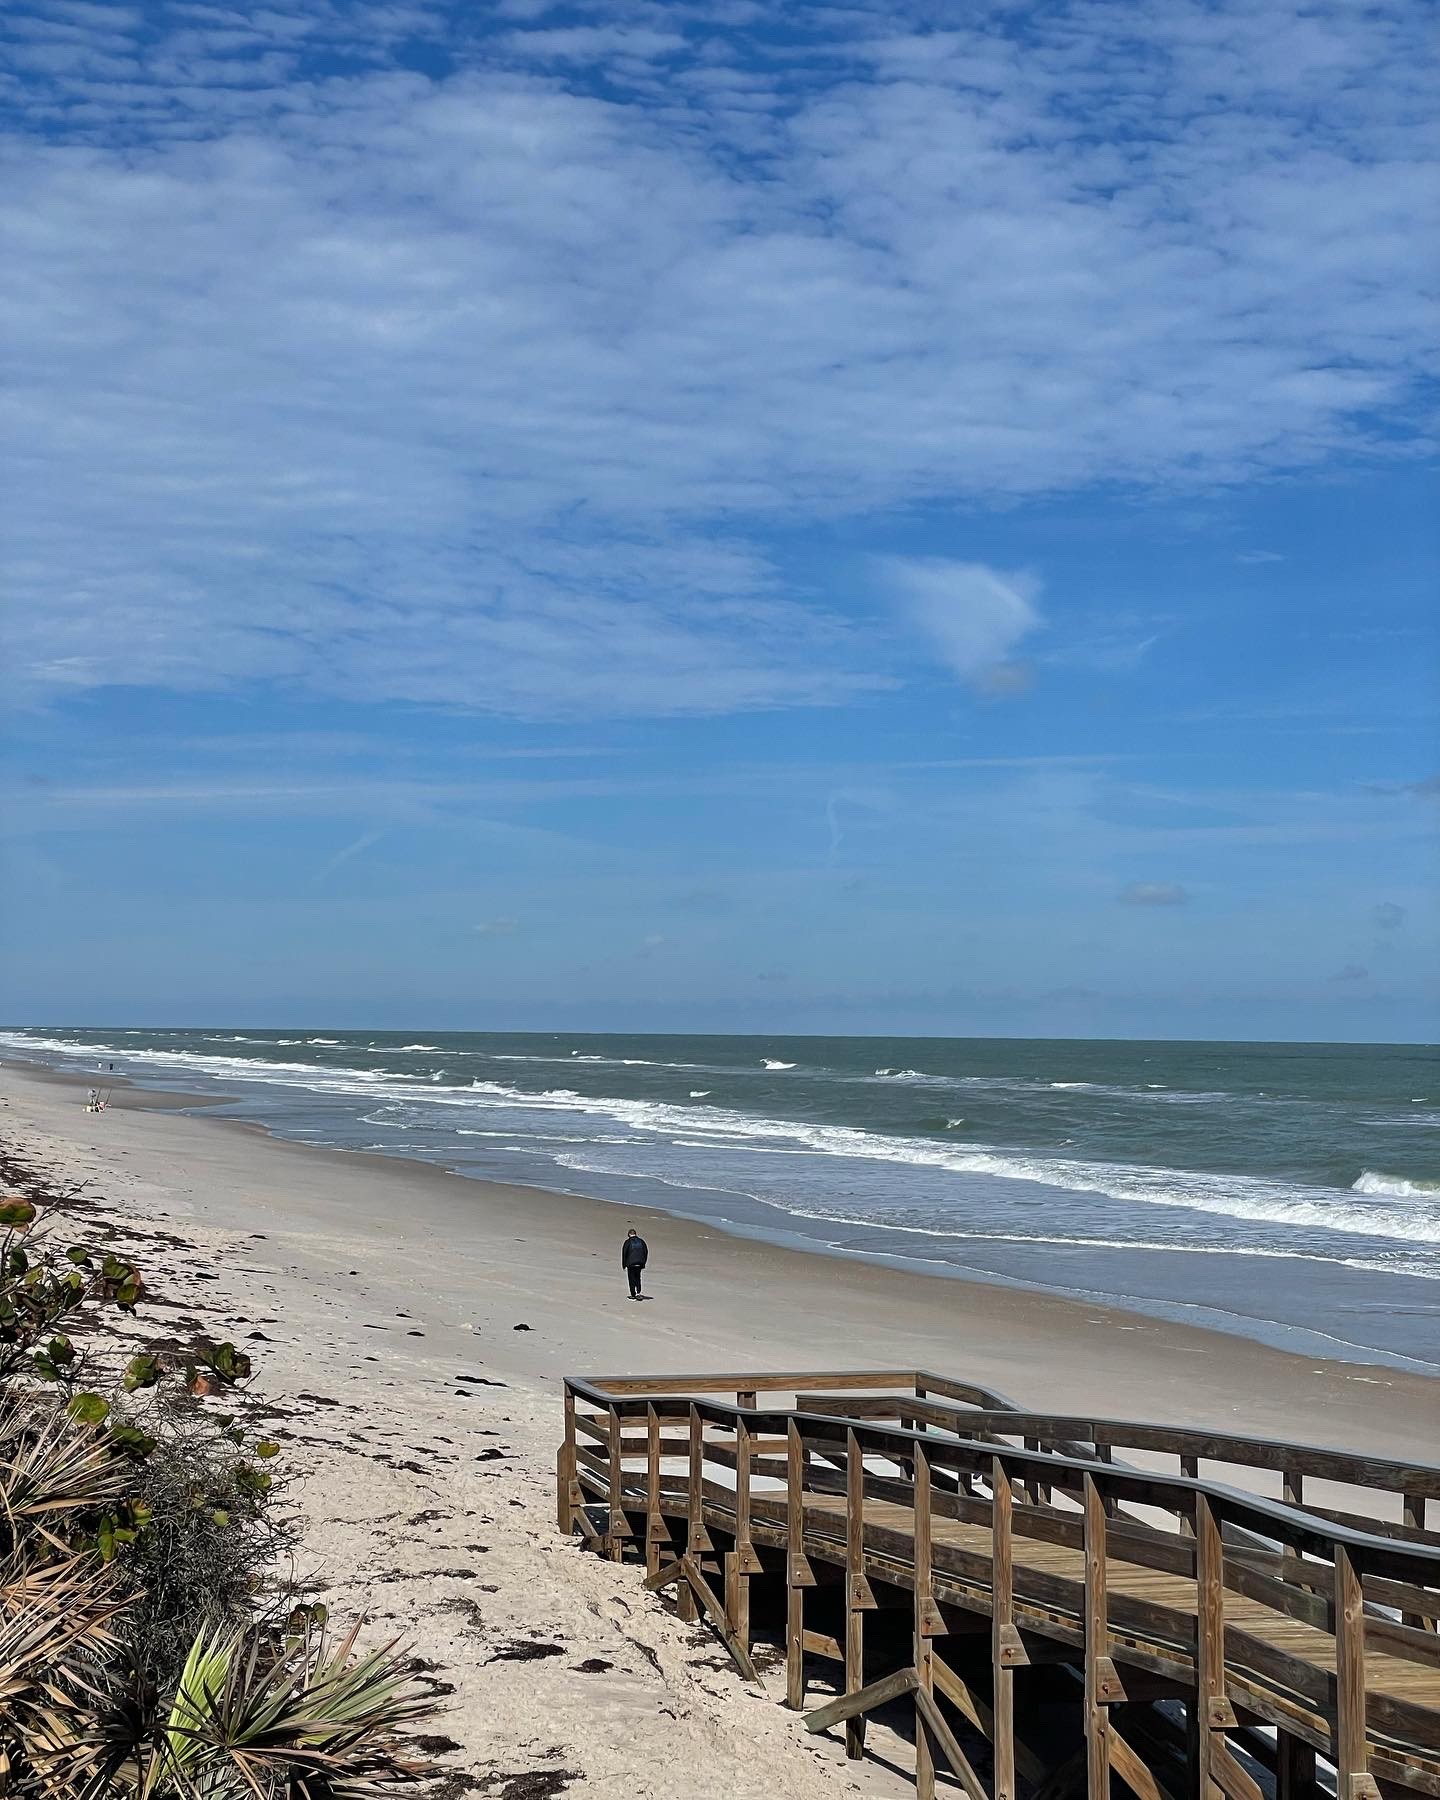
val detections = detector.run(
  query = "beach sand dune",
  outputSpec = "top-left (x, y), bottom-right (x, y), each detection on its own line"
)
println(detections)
top-left (2, 1062), bottom-right (1433, 1797)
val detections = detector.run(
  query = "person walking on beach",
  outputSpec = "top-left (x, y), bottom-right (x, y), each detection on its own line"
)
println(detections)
top-left (621, 1227), bottom-right (649, 1300)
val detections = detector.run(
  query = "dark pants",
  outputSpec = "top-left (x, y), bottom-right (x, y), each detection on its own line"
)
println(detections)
top-left (626, 1264), bottom-right (643, 1297)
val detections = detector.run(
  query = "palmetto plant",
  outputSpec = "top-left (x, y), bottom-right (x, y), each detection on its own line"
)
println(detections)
top-left (138, 1623), bottom-right (434, 1798)
top-left (1, 1400), bottom-right (131, 1797)
top-left (0, 1191), bottom-right (443, 1800)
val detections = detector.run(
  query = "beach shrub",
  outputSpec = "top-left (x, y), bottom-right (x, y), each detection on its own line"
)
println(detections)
top-left (110, 1395), bottom-right (303, 1704)
top-left (0, 1162), bottom-right (438, 1797)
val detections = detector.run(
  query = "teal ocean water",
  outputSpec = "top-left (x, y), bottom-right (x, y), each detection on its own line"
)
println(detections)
top-left (4, 1028), bottom-right (1437, 1371)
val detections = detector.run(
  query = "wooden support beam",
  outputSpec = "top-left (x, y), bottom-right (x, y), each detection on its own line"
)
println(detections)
top-left (1179, 1454), bottom-right (1198, 1537)
top-left (802, 1665), bottom-right (919, 1735)
top-left (645, 1403), bottom-right (668, 1580)
top-left (1083, 1473), bottom-right (1112, 1800)
top-left (679, 1553), bottom-right (762, 1686)
top-left (845, 1426), bottom-right (868, 1760)
top-left (607, 1403), bottom-right (628, 1561)
top-left (914, 1444), bottom-right (936, 1800)
top-left (558, 1387), bottom-right (578, 1532)
top-left (786, 1419), bottom-right (807, 1710)
top-left (932, 1653), bottom-right (1048, 1787)
top-left (802, 1628), bottom-right (843, 1661)
top-left (1109, 1723), bottom-right (1179, 1800)
top-left (1401, 1493), bottom-right (1435, 1630)
top-left (1195, 1492), bottom-right (1232, 1800)
top-left (686, 1405), bottom-right (712, 1553)
top-left (1275, 1729), bottom-right (1315, 1800)
top-left (1211, 1741), bottom-right (1264, 1800)
top-left (915, 1686), bottom-right (988, 1800)
top-left (992, 1452), bottom-right (1018, 1800)
top-left (1334, 1544), bottom-right (1369, 1800)
top-left (643, 1557), bottom-right (684, 1592)
top-left (727, 1415), bottom-right (756, 1651)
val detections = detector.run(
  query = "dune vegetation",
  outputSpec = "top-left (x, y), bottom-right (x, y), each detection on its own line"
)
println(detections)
top-left (0, 1145), bottom-right (438, 1797)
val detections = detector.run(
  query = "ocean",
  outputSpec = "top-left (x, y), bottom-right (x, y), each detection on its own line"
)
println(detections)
top-left (3, 1027), bottom-right (1436, 1373)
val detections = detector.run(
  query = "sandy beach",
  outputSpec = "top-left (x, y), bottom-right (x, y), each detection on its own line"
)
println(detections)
top-left (2, 1059), bottom-right (1435, 1798)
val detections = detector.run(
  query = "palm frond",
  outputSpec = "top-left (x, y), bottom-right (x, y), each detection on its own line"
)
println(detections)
top-left (152, 1622), bottom-right (438, 1797)
top-left (0, 1397), bottom-right (129, 1556)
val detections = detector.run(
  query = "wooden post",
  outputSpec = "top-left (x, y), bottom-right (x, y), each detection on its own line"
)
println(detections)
top-left (1096, 1442), bottom-right (1118, 1519)
top-left (607, 1403), bottom-right (626, 1562)
top-left (1083, 1473), bottom-right (1113, 1800)
top-left (991, 1454), bottom-right (1017, 1800)
top-left (725, 1415), bottom-right (755, 1652)
top-left (737, 1387), bottom-right (757, 1412)
top-left (1334, 1545), bottom-right (1367, 1800)
top-left (679, 1404), bottom-right (703, 1622)
top-left (1276, 1729), bottom-right (1316, 1800)
top-left (1401, 1494), bottom-right (1433, 1631)
top-left (645, 1403), bottom-right (665, 1579)
top-left (914, 1443), bottom-right (935, 1800)
top-left (1282, 1470), bottom-right (1304, 1580)
top-left (845, 1427), bottom-right (875, 1760)
top-left (1195, 1492), bottom-right (1232, 1800)
top-left (1180, 1455), bottom-right (1198, 1536)
top-left (786, 1419), bottom-right (809, 1710)
top-left (557, 1386), bottom-right (577, 1532)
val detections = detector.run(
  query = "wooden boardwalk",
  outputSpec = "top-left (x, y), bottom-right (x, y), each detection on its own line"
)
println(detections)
top-left (557, 1369), bottom-right (1440, 1800)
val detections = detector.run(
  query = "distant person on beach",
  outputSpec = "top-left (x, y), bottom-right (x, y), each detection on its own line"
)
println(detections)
top-left (621, 1227), bottom-right (649, 1300)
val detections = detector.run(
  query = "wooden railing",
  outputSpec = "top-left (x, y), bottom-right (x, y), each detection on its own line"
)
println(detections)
top-left (559, 1371), bottom-right (1440, 1799)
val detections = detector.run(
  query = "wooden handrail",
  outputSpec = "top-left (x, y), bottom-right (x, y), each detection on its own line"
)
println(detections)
top-left (562, 1369), bottom-right (1440, 1798)
top-left (564, 1377), bottom-right (1440, 1586)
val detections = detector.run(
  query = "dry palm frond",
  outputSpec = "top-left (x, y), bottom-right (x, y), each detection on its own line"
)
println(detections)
top-left (147, 1622), bottom-right (437, 1798)
top-left (0, 1554), bottom-right (129, 1800)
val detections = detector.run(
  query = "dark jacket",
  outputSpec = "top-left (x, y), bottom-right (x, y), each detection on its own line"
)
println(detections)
top-left (621, 1235), bottom-right (649, 1270)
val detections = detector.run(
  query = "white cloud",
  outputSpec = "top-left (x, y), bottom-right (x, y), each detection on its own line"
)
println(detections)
top-left (883, 559), bottom-right (1041, 682)
top-left (0, 0), bottom-right (1434, 717)
top-left (474, 917), bottom-right (520, 935)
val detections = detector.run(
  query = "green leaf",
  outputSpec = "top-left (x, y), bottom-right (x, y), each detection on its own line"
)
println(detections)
top-left (31, 1354), bottom-right (60, 1383)
top-left (122, 1352), bottom-right (161, 1392)
top-left (67, 1392), bottom-right (111, 1427)
top-left (110, 1422), bottom-right (157, 1460)
top-left (47, 1335), bottom-right (76, 1366)
top-left (209, 1508), bottom-right (230, 1528)
top-left (233, 1464), bottom-right (272, 1498)
top-left (0, 1199), bottom-right (36, 1228)
top-left (255, 1440), bottom-right (281, 1459)
top-left (200, 1342), bottom-right (252, 1384)
top-left (66, 1245), bottom-right (90, 1265)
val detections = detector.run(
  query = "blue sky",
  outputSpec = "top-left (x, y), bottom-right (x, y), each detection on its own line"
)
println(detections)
top-left (0, 0), bottom-right (1436, 1039)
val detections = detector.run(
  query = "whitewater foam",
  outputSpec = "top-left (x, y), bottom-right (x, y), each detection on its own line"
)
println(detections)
top-left (1353, 1170), bottom-right (1439, 1199)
